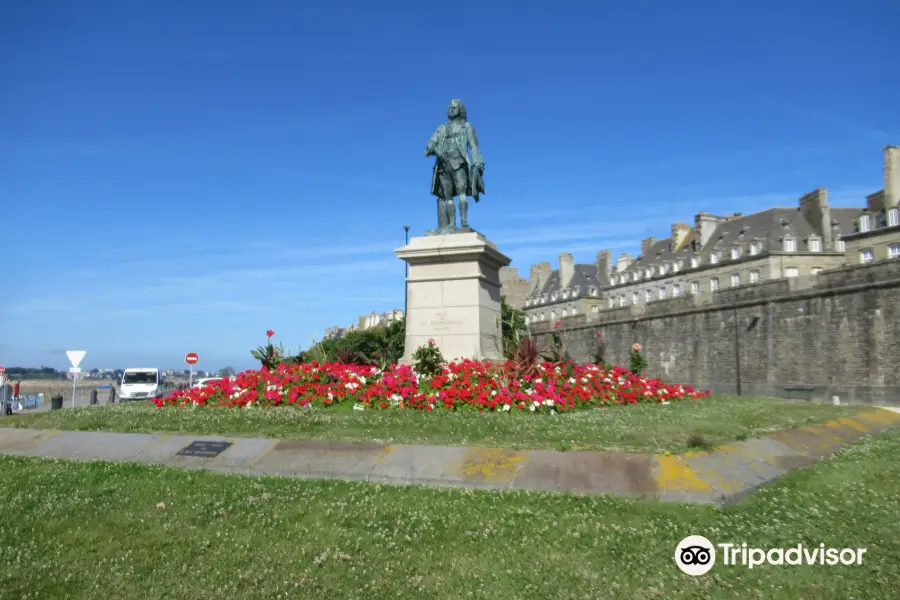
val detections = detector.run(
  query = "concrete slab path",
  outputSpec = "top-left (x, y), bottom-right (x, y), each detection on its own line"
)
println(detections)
top-left (1, 407), bottom-right (899, 506)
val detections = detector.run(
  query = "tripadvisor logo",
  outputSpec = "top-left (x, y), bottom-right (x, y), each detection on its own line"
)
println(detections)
top-left (674, 536), bottom-right (867, 575)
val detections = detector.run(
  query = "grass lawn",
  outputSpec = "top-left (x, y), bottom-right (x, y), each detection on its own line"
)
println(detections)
top-left (8, 396), bottom-right (867, 454)
top-left (0, 427), bottom-right (897, 599)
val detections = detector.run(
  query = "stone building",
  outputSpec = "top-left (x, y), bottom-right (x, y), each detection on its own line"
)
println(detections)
top-left (521, 251), bottom-right (611, 323)
top-left (602, 190), bottom-right (863, 308)
top-left (842, 146), bottom-right (900, 265)
top-left (499, 267), bottom-right (530, 309)
top-left (323, 308), bottom-right (404, 340)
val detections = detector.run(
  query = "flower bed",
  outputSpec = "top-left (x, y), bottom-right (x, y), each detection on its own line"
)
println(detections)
top-left (157, 360), bottom-right (709, 413)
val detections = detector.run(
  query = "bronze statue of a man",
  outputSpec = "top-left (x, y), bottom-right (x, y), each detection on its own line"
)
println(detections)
top-left (425, 99), bottom-right (485, 231)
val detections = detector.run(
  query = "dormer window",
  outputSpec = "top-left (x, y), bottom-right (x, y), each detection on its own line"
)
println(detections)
top-left (610, 275), bottom-right (617, 285)
top-left (645, 268), bottom-right (652, 278)
top-left (659, 264), bottom-right (669, 275)
top-left (835, 237), bottom-right (845, 252)
top-left (571, 286), bottom-right (580, 297)
top-left (709, 252), bottom-right (720, 264)
top-left (783, 237), bottom-right (796, 252)
top-left (749, 241), bottom-right (761, 255)
top-left (673, 261), bottom-right (682, 272)
top-left (859, 215), bottom-right (870, 233)
top-left (551, 292), bottom-right (559, 302)
top-left (730, 246), bottom-right (740, 260)
top-left (525, 298), bottom-right (532, 307)
top-left (888, 208), bottom-right (899, 227)
top-left (808, 237), bottom-right (821, 252)
top-left (632, 272), bottom-right (639, 282)
top-left (589, 286), bottom-right (597, 296)
top-left (690, 257), bottom-right (700, 268)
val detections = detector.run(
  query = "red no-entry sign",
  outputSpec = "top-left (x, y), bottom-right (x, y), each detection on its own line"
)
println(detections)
top-left (185, 353), bottom-right (199, 365)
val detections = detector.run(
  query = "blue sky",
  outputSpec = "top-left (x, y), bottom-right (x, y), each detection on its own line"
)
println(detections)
top-left (1, 0), bottom-right (897, 372)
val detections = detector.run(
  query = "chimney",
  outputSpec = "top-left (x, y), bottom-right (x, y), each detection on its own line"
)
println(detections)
top-left (616, 252), bottom-right (633, 272)
top-left (499, 266), bottom-right (518, 284)
top-left (885, 145), bottom-right (900, 209)
top-left (595, 250), bottom-right (611, 285)
top-left (640, 236), bottom-right (656, 256)
top-left (798, 188), bottom-right (832, 249)
top-left (866, 191), bottom-right (885, 213)
top-left (670, 222), bottom-right (692, 250)
top-left (693, 212), bottom-right (727, 248)
top-left (559, 253), bottom-right (575, 288)
top-left (528, 262), bottom-right (552, 294)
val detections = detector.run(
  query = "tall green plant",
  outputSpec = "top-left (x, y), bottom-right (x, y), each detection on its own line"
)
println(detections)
top-left (251, 330), bottom-right (285, 370)
top-left (500, 297), bottom-right (529, 358)
top-left (628, 342), bottom-right (648, 375)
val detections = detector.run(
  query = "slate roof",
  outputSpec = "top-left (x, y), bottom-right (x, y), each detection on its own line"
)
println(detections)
top-left (528, 264), bottom-right (601, 299)
top-left (611, 207), bottom-right (866, 283)
top-left (840, 204), bottom-right (899, 238)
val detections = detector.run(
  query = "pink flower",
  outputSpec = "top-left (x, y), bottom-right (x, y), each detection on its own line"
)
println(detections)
top-left (266, 330), bottom-right (275, 339)
top-left (632, 343), bottom-right (642, 352)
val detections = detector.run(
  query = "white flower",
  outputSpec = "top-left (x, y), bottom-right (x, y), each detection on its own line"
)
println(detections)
top-left (547, 399), bottom-right (555, 407)
top-left (529, 404), bottom-right (536, 412)
top-left (503, 404), bottom-right (511, 411)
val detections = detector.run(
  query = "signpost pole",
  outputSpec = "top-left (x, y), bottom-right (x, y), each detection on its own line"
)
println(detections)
top-left (65, 351), bottom-right (86, 409)
top-left (189, 364), bottom-right (193, 388)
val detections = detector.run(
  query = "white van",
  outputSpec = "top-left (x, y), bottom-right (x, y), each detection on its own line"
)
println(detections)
top-left (119, 368), bottom-right (163, 401)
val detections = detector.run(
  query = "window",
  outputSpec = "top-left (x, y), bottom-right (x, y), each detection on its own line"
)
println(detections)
top-left (811, 267), bottom-right (823, 276)
top-left (632, 272), bottom-right (639, 282)
top-left (784, 267), bottom-right (799, 278)
top-left (659, 286), bottom-right (666, 299)
top-left (645, 289), bottom-right (653, 302)
top-left (691, 281), bottom-right (700, 294)
top-left (889, 243), bottom-right (900, 259)
top-left (525, 299), bottom-right (531, 307)
top-left (731, 274), bottom-right (741, 287)
top-left (673, 283), bottom-right (681, 297)
top-left (673, 261), bottom-right (682, 272)
top-left (570, 305), bottom-right (578, 314)
top-left (889, 208), bottom-right (899, 227)
top-left (710, 278), bottom-right (719, 292)
top-left (860, 248), bottom-right (874, 264)
top-left (589, 286), bottom-right (598, 296)
top-left (645, 268), bottom-right (652, 278)
top-left (572, 286), bottom-right (580, 297)
top-left (619, 295), bottom-right (626, 307)
top-left (750, 241), bottom-right (761, 255)
top-left (659, 264), bottom-right (668, 275)
top-left (561, 308), bottom-right (567, 317)
top-left (835, 238), bottom-right (845, 252)
top-left (608, 297), bottom-right (615, 308)
top-left (749, 270), bottom-right (760, 283)
top-left (632, 292), bottom-right (639, 304)
top-left (561, 290), bottom-right (569, 300)
top-left (610, 275), bottom-right (617, 285)
top-left (709, 252), bottom-right (720, 264)
top-left (550, 310), bottom-right (557, 320)
top-left (730, 246), bottom-right (740, 260)
top-left (859, 215), bottom-right (870, 233)
top-left (809, 237), bottom-right (821, 252)
top-left (551, 292), bottom-right (558, 302)
top-left (783, 237), bottom-right (796, 252)
top-left (690, 257), bottom-right (700, 268)
top-left (540, 312), bottom-right (546, 321)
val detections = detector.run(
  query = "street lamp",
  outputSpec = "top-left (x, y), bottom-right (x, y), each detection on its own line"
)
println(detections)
top-left (403, 225), bottom-right (410, 322)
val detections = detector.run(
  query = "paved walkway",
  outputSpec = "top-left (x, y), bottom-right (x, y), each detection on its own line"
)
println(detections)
top-left (1, 407), bottom-right (899, 506)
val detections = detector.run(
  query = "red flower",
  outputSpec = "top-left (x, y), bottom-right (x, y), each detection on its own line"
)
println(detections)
top-left (554, 321), bottom-right (561, 328)
top-left (266, 330), bottom-right (275, 339)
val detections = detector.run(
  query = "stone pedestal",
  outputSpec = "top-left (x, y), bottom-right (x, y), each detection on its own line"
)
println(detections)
top-left (395, 232), bottom-right (512, 364)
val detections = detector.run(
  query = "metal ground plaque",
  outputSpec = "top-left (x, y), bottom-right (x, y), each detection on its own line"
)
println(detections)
top-left (177, 440), bottom-right (233, 458)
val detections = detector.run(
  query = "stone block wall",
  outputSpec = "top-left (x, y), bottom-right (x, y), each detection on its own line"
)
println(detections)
top-left (530, 260), bottom-right (900, 404)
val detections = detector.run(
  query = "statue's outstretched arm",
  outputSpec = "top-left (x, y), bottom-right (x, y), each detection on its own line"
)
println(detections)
top-left (467, 123), bottom-right (484, 168)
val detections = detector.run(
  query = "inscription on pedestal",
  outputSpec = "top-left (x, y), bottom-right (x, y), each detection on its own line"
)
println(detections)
top-left (422, 311), bottom-right (464, 334)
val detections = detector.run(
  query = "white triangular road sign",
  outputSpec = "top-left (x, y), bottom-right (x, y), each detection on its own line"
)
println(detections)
top-left (66, 350), bottom-right (86, 368)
